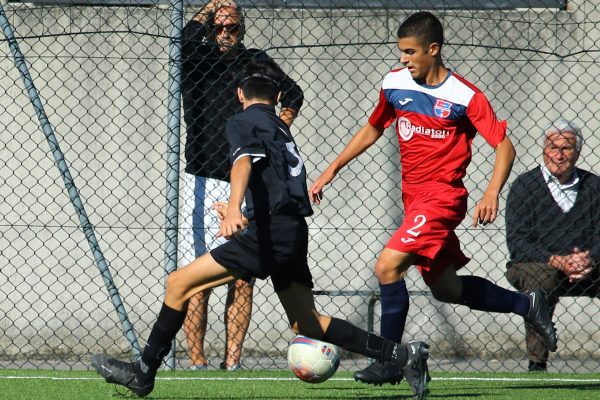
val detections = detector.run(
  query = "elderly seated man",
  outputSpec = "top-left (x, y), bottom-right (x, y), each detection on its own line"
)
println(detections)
top-left (505, 117), bottom-right (600, 372)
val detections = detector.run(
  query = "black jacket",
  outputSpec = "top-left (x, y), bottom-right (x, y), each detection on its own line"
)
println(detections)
top-left (181, 20), bottom-right (304, 181)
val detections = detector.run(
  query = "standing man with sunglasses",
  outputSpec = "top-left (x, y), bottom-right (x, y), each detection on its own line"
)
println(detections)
top-left (179, 0), bottom-right (304, 371)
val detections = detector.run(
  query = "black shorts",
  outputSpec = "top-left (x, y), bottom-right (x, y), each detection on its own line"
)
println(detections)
top-left (210, 214), bottom-right (314, 292)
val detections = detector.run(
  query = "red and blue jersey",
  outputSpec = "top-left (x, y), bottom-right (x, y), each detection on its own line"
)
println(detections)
top-left (369, 68), bottom-right (507, 188)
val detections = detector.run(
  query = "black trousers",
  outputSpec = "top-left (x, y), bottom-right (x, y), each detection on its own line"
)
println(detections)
top-left (505, 262), bottom-right (600, 363)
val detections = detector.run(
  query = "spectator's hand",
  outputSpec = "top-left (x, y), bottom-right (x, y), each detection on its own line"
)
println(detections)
top-left (216, 203), bottom-right (247, 239)
top-left (552, 250), bottom-right (593, 283)
top-left (571, 247), bottom-right (592, 268)
top-left (214, 0), bottom-right (238, 12)
top-left (567, 266), bottom-right (592, 283)
top-left (194, 0), bottom-right (237, 21)
top-left (471, 191), bottom-right (499, 227)
top-left (213, 201), bottom-right (228, 220)
top-left (550, 254), bottom-right (569, 273)
top-left (213, 201), bottom-right (248, 224)
top-left (308, 168), bottom-right (336, 205)
top-left (567, 248), bottom-right (593, 282)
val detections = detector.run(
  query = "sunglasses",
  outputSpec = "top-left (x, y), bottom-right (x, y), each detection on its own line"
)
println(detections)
top-left (214, 23), bottom-right (241, 35)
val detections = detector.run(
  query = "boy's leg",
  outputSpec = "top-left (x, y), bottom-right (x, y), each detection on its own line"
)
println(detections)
top-left (180, 173), bottom-right (211, 369)
top-left (222, 279), bottom-right (255, 370)
top-left (92, 253), bottom-right (241, 396)
top-left (275, 281), bottom-right (326, 339)
top-left (368, 189), bottom-right (469, 384)
top-left (183, 175), bottom-right (222, 370)
top-left (354, 250), bottom-right (416, 382)
top-left (429, 265), bottom-right (557, 352)
top-left (380, 277), bottom-right (410, 342)
top-left (276, 282), bottom-right (429, 399)
top-left (376, 250), bottom-right (416, 342)
top-left (277, 282), bottom-right (401, 359)
top-left (183, 290), bottom-right (211, 369)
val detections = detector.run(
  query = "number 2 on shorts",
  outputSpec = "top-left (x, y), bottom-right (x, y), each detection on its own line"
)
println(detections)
top-left (401, 214), bottom-right (426, 243)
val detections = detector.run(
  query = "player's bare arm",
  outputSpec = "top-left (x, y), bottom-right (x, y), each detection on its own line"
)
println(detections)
top-left (219, 155), bottom-right (251, 238)
top-left (309, 122), bottom-right (384, 204)
top-left (472, 136), bottom-right (516, 227)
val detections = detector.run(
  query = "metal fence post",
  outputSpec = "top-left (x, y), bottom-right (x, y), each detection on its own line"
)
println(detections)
top-left (0, 0), bottom-right (142, 359)
top-left (163, 0), bottom-right (184, 371)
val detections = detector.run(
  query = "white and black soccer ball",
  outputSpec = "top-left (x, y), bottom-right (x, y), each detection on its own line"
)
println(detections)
top-left (287, 335), bottom-right (340, 383)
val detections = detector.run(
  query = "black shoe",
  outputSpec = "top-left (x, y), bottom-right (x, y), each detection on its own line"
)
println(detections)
top-left (91, 353), bottom-right (155, 397)
top-left (353, 360), bottom-right (404, 386)
top-left (524, 289), bottom-right (558, 352)
top-left (403, 341), bottom-right (430, 400)
top-left (528, 360), bottom-right (548, 372)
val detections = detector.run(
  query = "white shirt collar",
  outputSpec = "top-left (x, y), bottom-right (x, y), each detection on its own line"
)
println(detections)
top-left (540, 163), bottom-right (579, 212)
top-left (540, 163), bottom-right (579, 188)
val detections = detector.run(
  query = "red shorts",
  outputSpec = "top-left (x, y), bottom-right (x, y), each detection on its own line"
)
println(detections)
top-left (386, 182), bottom-right (470, 285)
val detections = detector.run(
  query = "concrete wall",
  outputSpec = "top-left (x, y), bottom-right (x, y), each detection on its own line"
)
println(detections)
top-left (1, 1), bottom-right (599, 368)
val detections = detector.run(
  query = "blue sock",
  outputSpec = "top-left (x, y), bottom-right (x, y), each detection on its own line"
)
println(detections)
top-left (379, 280), bottom-right (409, 342)
top-left (458, 276), bottom-right (530, 316)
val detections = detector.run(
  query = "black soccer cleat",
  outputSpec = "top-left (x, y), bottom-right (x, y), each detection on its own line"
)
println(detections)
top-left (353, 360), bottom-right (404, 386)
top-left (91, 353), bottom-right (155, 397)
top-left (403, 341), bottom-right (430, 400)
top-left (524, 289), bottom-right (558, 352)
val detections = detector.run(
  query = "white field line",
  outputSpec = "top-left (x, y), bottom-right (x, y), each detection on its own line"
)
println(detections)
top-left (0, 376), bottom-right (600, 383)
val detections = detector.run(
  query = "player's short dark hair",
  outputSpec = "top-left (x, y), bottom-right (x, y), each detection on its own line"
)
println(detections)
top-left (237, 59), bottom-right (282, 103)
top-left (397, 11), bottom-right (444, 49)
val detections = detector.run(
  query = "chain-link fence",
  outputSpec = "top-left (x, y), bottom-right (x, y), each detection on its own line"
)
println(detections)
top-left (1, 0), bottom-right (599, 373)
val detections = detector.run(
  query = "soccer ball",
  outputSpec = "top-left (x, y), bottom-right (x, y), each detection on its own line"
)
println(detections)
top-left (287, 335), bottom-right (340, 383)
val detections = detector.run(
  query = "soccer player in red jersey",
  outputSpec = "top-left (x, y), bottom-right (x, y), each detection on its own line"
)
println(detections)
top-left (310, 11), bottom-right (558, 388)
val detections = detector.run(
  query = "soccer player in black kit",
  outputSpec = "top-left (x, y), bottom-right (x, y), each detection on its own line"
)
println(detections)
top-left (91, 59), bottom-right (429, 400)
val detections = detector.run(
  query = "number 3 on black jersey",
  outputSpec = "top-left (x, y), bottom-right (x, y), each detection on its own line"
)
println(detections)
top-left (285, 141), bottom-right (304, 178)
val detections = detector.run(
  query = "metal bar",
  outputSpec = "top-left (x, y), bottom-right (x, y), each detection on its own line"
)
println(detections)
top-left (312, 289), bottom-right (432, 333)
top-left (312, 289), bottom-right (431, 366)
top-left (367, 293), bottom-right (379, 334)
top-left (12, 0), bottom-right (567, 10)
top-left (0, 0), bottom-right (141, 358)
top-left (312, 290), bottom-right (431, 297)
top-left (163, 0), bottom-right (183, 371)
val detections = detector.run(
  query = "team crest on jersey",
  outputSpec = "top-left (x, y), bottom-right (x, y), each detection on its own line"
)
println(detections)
top-left (433, 99), bottom-right (453, 118)
top-left (396, 117), bottom-right (414, 141)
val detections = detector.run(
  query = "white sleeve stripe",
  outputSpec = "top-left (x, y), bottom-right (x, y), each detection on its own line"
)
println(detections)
top-left (233, 152), bottom-right (266, 165)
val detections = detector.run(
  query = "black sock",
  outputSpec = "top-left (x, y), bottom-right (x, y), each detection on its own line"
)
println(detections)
top-left (458, 276), bottom-right (530, 315)
top-left (322, 317), bottom-right (407, 364)
top-left (141, 303), bottom-right (186, 372)
top-left (380, 280), bottom-right (409, 342)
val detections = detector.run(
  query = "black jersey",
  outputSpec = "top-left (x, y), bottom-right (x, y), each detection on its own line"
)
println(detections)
top-left (225, 103), bottom-right (313, 218)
